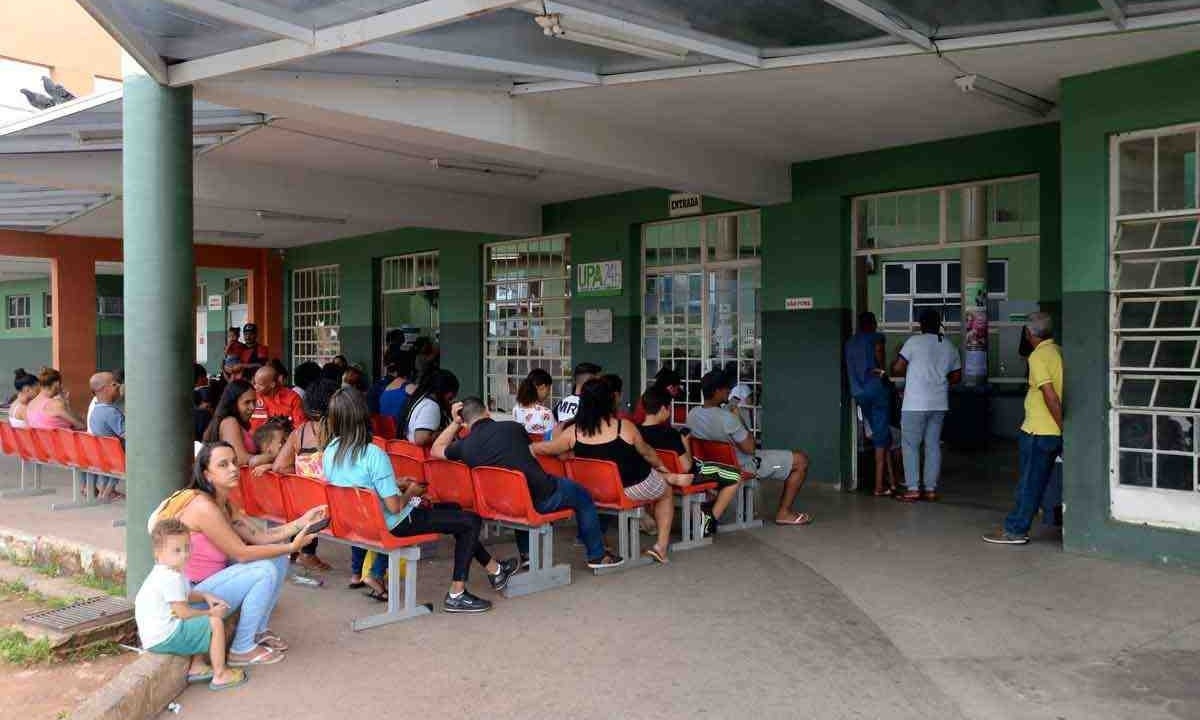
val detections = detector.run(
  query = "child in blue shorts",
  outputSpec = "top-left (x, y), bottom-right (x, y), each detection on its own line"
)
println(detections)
top-left (135, 518), bottom-right (247, 691)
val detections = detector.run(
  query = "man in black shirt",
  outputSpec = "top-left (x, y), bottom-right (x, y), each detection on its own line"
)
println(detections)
top-left (640, 387), bottom-right (743, 535)
top-left (431, 397), bottom-right (622, 570)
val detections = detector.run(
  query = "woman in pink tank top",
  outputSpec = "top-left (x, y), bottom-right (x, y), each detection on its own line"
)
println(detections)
top-left (200, 379), bottom-right (275, 469)
top-left (26, 368), bottom-right (84, 430)
top-left (163, 441), bottom-right (325, 667)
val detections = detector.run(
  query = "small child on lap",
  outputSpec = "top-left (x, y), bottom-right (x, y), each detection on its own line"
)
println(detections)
top-left (135, 518), bottom-right (247, 691)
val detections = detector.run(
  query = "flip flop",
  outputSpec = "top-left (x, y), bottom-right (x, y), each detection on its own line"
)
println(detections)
top-left (774, 513), bottom-right (813, 526)
top-left (187, 670), bottom-right (214, 684)
top-left (255, 630), bottom-right (288, 652)
top-left (643, 547), bottom-right (669, 564)
top-left (364, 589), bottom-right (389, 603)
top-left (227, 645), bottom-right (283, 667)
top-left (347, 580), bottom-right (367, 589)
top-left (209, 669), bottom-right (249, 691)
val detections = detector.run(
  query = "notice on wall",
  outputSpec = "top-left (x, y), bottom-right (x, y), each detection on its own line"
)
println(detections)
top-left (585, 308), bottom-right (613, 344)
top-left (963, 276), bottom-right (988, 377)
top-left (785, 297), bottom-right (814, 311)
top-left (668, 192), bottom-right (702, 217)
top-left (207, 294), bottom-right (223, 311)
top-left (577, 260), bottom-right (622, 297)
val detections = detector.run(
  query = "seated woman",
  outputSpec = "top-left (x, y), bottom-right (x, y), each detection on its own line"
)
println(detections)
top-left (322, 388), bottom-right (516, 613)
top-left (7, 369), bottom-right (39, 428)
top-left (512, 368), bottom-right (555, 436)
top-left (270, 379), bottom-right (338, 573)
top-left (202, 380), bottom-right (275, 469)
top-left (150, 442), bottom-right (323, 666)
top-left (401, 369), bottom-right (459, 449)
top-left (532, 377), bottom-right (692, 564)
top-left (26, 367), bottom-right (85, 430)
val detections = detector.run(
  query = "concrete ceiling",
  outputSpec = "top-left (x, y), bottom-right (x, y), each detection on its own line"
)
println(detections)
top-left (0, 256), bottom-right (123, 282)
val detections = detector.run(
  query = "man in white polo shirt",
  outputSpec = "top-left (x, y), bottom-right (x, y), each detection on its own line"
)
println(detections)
top-left (891, 309), bottom-right (962, 502)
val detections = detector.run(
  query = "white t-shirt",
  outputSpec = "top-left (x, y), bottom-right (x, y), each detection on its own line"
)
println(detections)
top-left (405, 396), bottom-right (442, 442)
top-left (555, 394), bottom-right (580, 424)
top-left (898, 333), bottom-right (962, 412)
top-left (134, 564), bottom-right (191, 649)
top-left (87, 397), bottom-right (97, 430)
top-left (513, 403), bottom-right (554, 435)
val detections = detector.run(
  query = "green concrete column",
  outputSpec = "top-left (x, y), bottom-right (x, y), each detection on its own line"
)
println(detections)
top-left (122, 70), bottom-right (194, 595)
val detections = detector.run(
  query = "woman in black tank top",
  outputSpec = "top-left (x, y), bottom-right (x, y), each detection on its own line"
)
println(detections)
top-left (532, 378), bottom-right (693, 564)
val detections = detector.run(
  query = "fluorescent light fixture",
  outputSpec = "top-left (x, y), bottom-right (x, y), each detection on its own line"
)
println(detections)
top-left (431, 158), bottom-right (542, 181)
top-left (194, 229), bottom-right (265, 241)
top-left (534, 13), bottom-right (687, 62)
top-left (255, 209), bottom-right (347, 224)
top-left (953, 74), bottom-right (1054, 117)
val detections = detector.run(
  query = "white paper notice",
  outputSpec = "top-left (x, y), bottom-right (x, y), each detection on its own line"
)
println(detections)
top-left (585, 308), bottom-right (613, 344)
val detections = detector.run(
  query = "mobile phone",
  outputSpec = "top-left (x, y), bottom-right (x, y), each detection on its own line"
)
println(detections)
top-left (303, 517), bottom-right (331, 534)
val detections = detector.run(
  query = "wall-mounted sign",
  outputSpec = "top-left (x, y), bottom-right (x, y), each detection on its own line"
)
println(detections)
top-left (585, 308), bottom-right (613, 344)
top-left (577, 260), bottom-right (622, 297)
top-left (668, 192), bottom-right (702, 217)
top-left (207, 294), bottom-right (223, 311)
top-left (785, 297), bottom-right (814, 311)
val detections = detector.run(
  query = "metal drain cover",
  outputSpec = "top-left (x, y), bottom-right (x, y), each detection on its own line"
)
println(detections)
top-left (23, 595), bottom-right (133, 633)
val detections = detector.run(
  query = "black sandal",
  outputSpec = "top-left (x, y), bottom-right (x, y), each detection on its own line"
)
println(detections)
top-left (347, 581), bottom-right (366, 589)
top-left (364, 589), bottom-right (388, 603)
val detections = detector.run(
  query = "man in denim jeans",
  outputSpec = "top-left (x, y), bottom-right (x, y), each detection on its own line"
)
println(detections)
top-left (891, 310), bottom-right (962, 502)
top-left (984, 312), bottom-right (1064, 545)
top-left (432, 397), bottom-right (624, 570)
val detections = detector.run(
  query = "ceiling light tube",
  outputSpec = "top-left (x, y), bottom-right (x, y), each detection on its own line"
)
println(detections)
top-left (535, 13), bottom-right (687, 61)
top-left (953, 74), bottom-right (1055, 117)
top-left (255, 209), bottom-right (347, 224)
top-left (431, 159), bottom-right (541, 181)
top-left (194, 229), bottom-right (265, 241)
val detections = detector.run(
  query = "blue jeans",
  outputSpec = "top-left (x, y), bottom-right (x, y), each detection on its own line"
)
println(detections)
top-left (901, 410), bottom-right (946, 491)
top-left (1004, 432), bottom-right (1063, 536)
top-left (514, 476), bottom-right (605, 561)
top-left (81, 472), bottom-right (119, 492)
top-left (350, 547), bottom-right (387, 580)
top-left (193, 555), bottom-right (289, 654)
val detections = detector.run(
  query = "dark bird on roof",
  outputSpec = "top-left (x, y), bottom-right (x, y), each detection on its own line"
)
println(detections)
top-left (42, 76), bottom-right (75, 103)
top-left (20, 88), bottom-right (55, 110)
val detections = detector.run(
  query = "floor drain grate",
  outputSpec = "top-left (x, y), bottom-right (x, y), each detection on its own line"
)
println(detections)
top-left (23, 595), bottom-right (133, 633)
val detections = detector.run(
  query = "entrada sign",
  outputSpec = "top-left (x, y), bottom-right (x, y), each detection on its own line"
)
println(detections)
top-left (668, 192), bottom-right (702, 217)
top-left (577, 260), bottom-right (622, 296)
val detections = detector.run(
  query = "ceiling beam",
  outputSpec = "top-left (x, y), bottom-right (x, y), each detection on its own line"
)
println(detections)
top-left (359, 42), bottom-right (601, 84)
top-left (161, 0), bottom-right (315, 42)
top-left (74, 0), bottom-right (169, 84)
top-left (527, 1), bottom-right (762, 67)
top-left (1097, 0), bottom-right (1127, 28)
top-left (167, 0), bottom-right (527, 86)
top-left (819, 0), bottom-right (934, 50)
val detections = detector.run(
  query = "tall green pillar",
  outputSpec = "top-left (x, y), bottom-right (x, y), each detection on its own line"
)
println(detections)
top-left (122, 69), bottom-right (194, 595)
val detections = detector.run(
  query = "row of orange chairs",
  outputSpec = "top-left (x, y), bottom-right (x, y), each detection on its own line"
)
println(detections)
top-left (0, 423), bottom-right (125, 477)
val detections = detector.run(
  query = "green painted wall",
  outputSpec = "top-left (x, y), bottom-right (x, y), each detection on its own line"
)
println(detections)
top-left (282, 227), bottom-right (510, 396)
top-left (773, 123), bottom-right (1062, 485)
top-left (195, 267), bottom-right (249, 374)
top-left (1060, 51), bottom-right (1200, 569)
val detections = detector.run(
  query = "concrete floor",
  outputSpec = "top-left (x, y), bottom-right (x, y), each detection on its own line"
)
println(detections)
top-left (1, 454), bottom-right (1198, 719)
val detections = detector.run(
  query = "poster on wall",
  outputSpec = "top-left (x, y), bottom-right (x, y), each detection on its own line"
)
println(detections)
top-left (584, 308), bottom-right (613, 344)
top-left (577, 260), bottom-right (622, 297)
top-left (963, 276), bottom-right (988, 377)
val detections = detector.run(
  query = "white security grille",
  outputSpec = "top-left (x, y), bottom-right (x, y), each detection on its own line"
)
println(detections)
top-left (5, 294), bottom-right (29, 329)
top-left (292, 265), bottom-right (341, 366)
top-left (1110, 122), bottom-right (1200, 530)
top-left (642, 211), bottom-right (762, 436)
top-left (484, 236), bottom-right (571, 412)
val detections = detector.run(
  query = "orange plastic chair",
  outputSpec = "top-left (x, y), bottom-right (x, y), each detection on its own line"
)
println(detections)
top-left (386, 440), bottom-right (427, 461)
top-left (11, 427), bottom-right (44, 463)
top-left (76, 434), bottom-right (105, 473)
top-left (280, 474), bottom-right (329, 521)
top-left (536, 454), bottom-right (566, 478)
top-left (689, 439), bottom-right (753, 480)
top-left (387, 453), bottom-right (425, 487)
top-left (326, 485), bottom-right (439, 551)
top-left (245, 470), bottom-right (288, 523)
top-left (0, 422), bottom-right (17, 456)
top-left (470, 466), bottom-right (572, 527)
top-left (51, 429), bottom-right (84, 468)
top-left (371, 436), bottom-right (388, 450)
top-left (97, 436), bottom-right (125, 475)
top-left (422, 459), bottom-right (475, 510)
top-left (565, 457), bottom-right (647, 509)
top-left (28, 429), bottom-right (56, 464)
top-left (371, 414), bottom-right (398, 440)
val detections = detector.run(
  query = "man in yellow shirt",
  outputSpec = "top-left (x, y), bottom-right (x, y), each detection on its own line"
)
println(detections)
top-left (984, 312), bottom-right (1063, 545)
